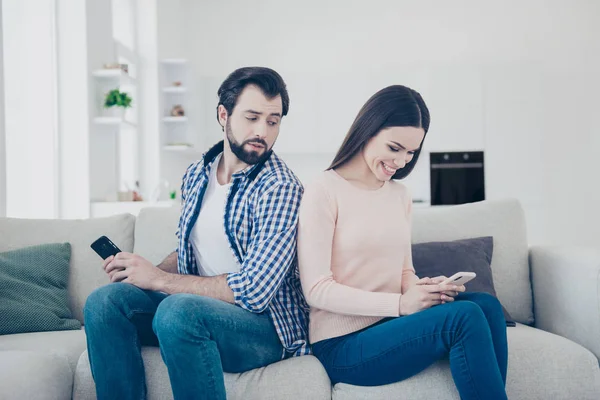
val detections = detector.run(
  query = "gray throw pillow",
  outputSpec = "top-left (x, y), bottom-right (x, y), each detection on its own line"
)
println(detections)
top-left (0, 243), bottom-right (81, 335)
top-left (412, 236), bottom-right (514, 325)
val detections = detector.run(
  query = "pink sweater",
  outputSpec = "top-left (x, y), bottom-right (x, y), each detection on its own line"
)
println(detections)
top-left (298, 170), bottom-right (415, 344)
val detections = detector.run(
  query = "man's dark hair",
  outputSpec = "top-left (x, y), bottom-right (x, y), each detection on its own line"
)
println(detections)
top-left (216, 67), bottom-right (290, 125)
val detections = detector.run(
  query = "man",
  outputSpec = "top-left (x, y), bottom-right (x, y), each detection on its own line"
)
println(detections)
top-left (84, 67), bottom-right (310, 400)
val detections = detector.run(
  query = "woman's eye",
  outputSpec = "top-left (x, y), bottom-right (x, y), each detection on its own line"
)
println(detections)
top-left (388, 146), bottom-right (399, 152)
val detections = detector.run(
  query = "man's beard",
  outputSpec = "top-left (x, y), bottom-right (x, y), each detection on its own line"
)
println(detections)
top-left (225, 119), bottom-right (272, 165)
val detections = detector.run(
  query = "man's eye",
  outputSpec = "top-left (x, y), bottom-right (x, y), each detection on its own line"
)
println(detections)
top-left (268, 121), bottom-right (278, 126)
top-left (246, 117), bottom-right (257, 121)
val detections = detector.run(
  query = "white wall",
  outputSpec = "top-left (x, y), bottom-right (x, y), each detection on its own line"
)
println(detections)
top-left (56, 0), bottom-right (90, 219)
top-left (137, 0), bottom-right (161, 202)
top-left (0, 4), bottom-right (6, 218)
top-left (159, 0), bottom-right (600, 247)
top-left (86, 0), bottom-right (119, 203)
top-left (3, 0), bottom-right (59, 218)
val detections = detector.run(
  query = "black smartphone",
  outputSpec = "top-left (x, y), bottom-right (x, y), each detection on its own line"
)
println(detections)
top-left (90, 236), bottom-right (122, 260)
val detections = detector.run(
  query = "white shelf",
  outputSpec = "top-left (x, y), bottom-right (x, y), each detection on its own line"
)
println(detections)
top-left (162, 116), bottom-right (188, 123)
top-left (92, 69), bottom-right (136, 84)
top-left (93, 117), bottom-right (136, 127)
top-left (162, 87), bottom-right (187, 93)
top-left (161, 58), bottom-right (187, 65)
top-left (92, 69), bottom-right (125, 78)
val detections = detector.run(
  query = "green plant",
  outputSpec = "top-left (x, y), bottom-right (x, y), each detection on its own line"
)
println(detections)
top-left (104, 89), bottom-right (133, 109)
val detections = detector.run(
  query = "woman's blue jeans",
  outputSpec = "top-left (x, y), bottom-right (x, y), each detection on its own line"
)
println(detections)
top-left (312, 292), bottom-right (508, 400)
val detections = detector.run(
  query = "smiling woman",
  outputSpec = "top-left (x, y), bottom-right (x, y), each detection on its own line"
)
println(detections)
top-left (328, 85), bottom-right (429, 188)
top-left (297, 85), bottom-right (509, 399)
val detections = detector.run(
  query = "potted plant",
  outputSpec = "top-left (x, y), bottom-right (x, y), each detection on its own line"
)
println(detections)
top-left (103, 89), bottom-right (132, 118)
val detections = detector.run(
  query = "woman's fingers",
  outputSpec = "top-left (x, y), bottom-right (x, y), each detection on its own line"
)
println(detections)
top-left (425, 283), bottom-right (460, 293)
top-left (442, 290), bottom-right (460, 297)
top-left (415, 277), bottom-right (432, 285)
top-left (441, 294), bottom-right (455, 302)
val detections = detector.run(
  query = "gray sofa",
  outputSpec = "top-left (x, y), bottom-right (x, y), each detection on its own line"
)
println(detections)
top-left (1, 199), bottom-right (599, 399)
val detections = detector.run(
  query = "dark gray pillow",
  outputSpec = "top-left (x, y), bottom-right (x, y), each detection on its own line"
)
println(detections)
top-left (412, 236), bottom-right (514, 325)
top-left (0, 243), bottom-right (81, 335)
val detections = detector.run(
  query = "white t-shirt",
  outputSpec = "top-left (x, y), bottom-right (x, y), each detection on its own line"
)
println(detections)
top-left (190, 154), bottom-right (240, 276)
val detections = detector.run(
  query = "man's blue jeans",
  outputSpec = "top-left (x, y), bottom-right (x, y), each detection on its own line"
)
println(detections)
top-left (83, 282), bottom-right (284, 400)
top-left (312, 292), bottom-right (508, 400)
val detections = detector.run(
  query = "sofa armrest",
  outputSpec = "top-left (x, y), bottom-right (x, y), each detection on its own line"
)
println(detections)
top-left (530, 245), bottom-right (600, 359)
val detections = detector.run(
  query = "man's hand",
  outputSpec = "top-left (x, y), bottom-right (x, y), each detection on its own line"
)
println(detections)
top-left (104, 252), bottom-right (168, 291)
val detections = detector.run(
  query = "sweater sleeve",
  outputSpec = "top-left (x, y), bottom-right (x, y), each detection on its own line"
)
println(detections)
top-left (297, 180), bottom-right (402, 318)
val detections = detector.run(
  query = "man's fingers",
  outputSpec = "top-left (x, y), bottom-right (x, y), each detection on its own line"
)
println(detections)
top-left (106, 259), bottom-right (133, 274)
top-left (114, 252), bottom-right (134, 260)
top-left (110, 269), bottom-right (129, 283)
top-left (102, 256), bottom-right (114, 271)
top-left (105, 261), bottom-right (119, 274)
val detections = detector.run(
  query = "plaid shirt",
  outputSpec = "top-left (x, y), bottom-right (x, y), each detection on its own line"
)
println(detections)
top-left (176, 141), bottom-right (310, 357)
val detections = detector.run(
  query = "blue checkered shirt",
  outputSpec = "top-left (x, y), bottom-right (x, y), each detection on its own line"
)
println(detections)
top-left (176, 141), bottom-right (310, 357)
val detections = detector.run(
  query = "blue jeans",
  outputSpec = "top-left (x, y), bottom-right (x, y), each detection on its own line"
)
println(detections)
top-left (312, 292), bottom-right (508, 400)
top-left (83, 282), bottom-right (284, 400)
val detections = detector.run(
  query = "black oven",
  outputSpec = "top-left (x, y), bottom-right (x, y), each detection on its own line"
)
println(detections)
top-left (430, 151), bottom-right (485, 206)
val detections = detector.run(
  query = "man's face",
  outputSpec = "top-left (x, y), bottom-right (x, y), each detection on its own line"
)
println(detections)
top-left (221, 84), bottom-right (283, 165)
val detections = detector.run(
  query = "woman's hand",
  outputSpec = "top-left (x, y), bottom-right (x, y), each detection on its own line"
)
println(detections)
top-left (399, 277), bottom-right (465, 315)
top-left (428, 276), bottom-right (465, 300)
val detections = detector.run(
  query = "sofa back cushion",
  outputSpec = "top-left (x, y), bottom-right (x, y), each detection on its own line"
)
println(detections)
top-left (0, 214), bottom-right (135, 323)
top-left (133, 206), bottom-right (181, 265)
top-left (133, 199), bottom-right (533, 324)
top-left (412, 199), bottom-right (532, 324)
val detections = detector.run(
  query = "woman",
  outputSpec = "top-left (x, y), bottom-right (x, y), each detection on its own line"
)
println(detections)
top-left (297, 85), bottom-right (508, 399)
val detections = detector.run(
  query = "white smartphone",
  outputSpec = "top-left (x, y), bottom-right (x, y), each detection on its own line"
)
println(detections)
top-left (441, 272), bottom-right (476, 286)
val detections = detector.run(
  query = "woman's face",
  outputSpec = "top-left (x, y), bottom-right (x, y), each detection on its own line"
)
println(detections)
top-left (362, 126), bottom-right (425, 182)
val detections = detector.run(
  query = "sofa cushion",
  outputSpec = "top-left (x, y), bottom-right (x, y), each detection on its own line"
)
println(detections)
top-left (412, 236), bottom-right (513, 324)
top-left (0, 214), bottom-right (135, 322)
top-left (133, 205), bottom-right (180, 265)
top-left (134, 200), bottom-right (532, 324)
top-left (412, 199), bottom-right (532, 324)
top-left (0, 350), bottom-right (73, 400)
top-left (0, 243), bottom-right (81, 335)
top-left (0, 328), bottom-right (87, 371)
top-left (331, 324), bottom-right (600, 400)
top-left (74, 348), bottom-right (331, 400)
